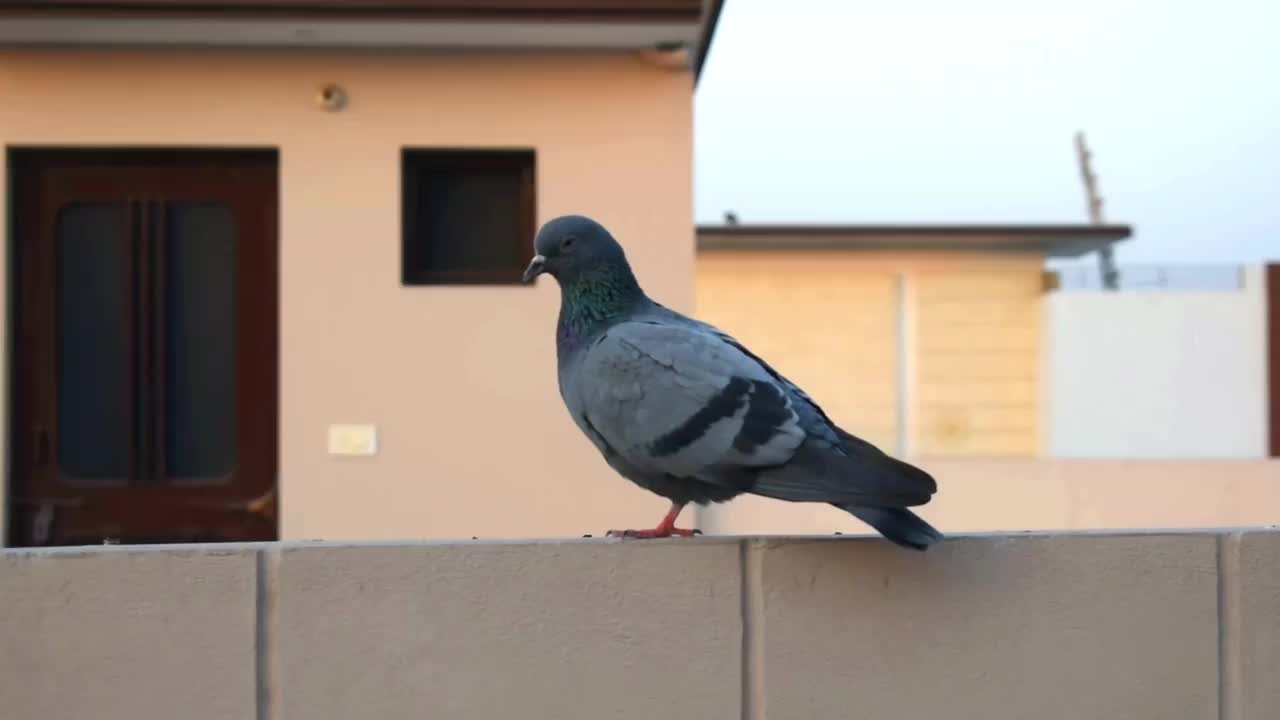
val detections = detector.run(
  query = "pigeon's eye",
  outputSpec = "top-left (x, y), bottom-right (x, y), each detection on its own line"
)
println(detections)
top-left (560, 235), bottom-right (578, 252)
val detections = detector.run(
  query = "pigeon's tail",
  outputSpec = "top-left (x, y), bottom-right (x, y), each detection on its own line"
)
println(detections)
top-left (835, 505), bottom-right (943, 551)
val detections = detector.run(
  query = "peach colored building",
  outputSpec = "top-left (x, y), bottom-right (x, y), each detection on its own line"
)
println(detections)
top-left (0, 0), bottom-right (725, 547)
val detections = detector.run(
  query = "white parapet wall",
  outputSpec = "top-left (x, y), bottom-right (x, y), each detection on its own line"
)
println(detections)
top-left (1046, 264), bottom-right (1269, 458)
top-left (3, 530), bottom-right (1279, 720)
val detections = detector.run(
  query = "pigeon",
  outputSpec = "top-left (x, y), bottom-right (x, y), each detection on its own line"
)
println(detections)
top-left (522, 214), bottom-right (942, 550)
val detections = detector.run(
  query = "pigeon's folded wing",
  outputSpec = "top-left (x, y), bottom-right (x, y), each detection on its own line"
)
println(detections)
top-left (572, 320), bottom-right (807, 480)
top-left (571, 319), bottom-right (937, 507)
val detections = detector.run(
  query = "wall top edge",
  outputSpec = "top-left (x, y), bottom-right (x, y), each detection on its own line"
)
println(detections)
top-left (4, 526), bottom-right (1278, 557)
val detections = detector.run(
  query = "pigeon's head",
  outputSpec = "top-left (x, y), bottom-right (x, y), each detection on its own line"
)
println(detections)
top-left (522, 214), bottom-right (629, 286)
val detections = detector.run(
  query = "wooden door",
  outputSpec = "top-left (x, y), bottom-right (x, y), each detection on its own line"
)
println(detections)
top-left (8, 149), bottom-right (278, 546)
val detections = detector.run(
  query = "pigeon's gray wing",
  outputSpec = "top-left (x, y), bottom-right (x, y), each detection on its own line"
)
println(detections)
top-left (570, 319), bottom-right (936, 507)
top-left (571, 320), bottom-right (807, 481)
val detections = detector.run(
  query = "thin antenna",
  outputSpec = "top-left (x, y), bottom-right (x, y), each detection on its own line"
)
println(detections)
top-left (1074, 131), bottom-right (1119, 289)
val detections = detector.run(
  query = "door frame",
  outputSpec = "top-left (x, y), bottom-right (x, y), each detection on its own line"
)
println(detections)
top-left (5, 146), bottom-right (281, 546)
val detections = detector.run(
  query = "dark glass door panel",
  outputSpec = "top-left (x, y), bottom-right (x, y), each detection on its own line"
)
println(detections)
top-left (54, 202), bottom-right (133, 482)
top-left (165, 202), bottom-right (238, 481)
top-left (8, 149), bottom-right (278, 546)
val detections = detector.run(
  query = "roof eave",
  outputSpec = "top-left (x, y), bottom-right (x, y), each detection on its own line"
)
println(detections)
top-left (0, 1), bottom-right (704, 20)
top-left (692, 0), bottom-right (724, 84)
top-left (696, 223), bottom-right (1135, 258)
top-left (0, 1), bottom-right (711, 54)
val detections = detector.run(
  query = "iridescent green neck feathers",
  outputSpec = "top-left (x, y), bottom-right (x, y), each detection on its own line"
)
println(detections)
top-left (556, 265), bottom-right (645, 357)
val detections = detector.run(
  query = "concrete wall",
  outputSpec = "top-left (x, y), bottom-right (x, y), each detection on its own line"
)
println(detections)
top-left (696, 249), bottom-right (1045, 458)
top-left (4, 530), bottom-right (1279, 719)
top-left (699, 457), bottom-right (1280, 536)
top-left (1047, 265), bottom-right (1269, 458)
top-left (0, 49), bottom-right (694, 543)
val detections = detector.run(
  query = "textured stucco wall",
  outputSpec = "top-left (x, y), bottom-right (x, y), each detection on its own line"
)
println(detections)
top-left (4, 529), bottom-right (1279, 720)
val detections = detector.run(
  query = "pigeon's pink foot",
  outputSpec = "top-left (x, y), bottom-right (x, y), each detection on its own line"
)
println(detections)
top-left (607, 526), bottom-right (700, 539)
top-left (605, 501), bottom-right (701, 539)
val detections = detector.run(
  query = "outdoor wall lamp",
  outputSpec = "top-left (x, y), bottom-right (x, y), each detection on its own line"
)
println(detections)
top-left (316, 83), bottom-right (348, 112)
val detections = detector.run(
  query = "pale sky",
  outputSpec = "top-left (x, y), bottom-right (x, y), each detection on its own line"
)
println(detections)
top-left (693, 0), bottom-right (1279, 266)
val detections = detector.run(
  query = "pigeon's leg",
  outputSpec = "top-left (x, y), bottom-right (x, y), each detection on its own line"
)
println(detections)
top-left (606, 501), bottom-right (701, 538)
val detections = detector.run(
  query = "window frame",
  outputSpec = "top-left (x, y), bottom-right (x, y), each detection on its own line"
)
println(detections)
top-left (400, 147), bottom-right (537, 286)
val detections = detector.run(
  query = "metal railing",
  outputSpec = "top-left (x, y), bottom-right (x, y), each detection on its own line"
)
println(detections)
top-left (1051, 264), bottom-right (1246, 291)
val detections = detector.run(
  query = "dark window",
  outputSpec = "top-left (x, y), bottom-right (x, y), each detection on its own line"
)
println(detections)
top-left (401, 148), bottom-right (536, 285)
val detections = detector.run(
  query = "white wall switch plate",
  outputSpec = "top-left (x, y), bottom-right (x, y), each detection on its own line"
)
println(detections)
top-left (328, 424), bottom-right (378, 456)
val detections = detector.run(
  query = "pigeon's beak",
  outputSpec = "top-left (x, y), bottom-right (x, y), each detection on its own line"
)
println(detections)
top-left (522, 254), bottom-right (547, 284)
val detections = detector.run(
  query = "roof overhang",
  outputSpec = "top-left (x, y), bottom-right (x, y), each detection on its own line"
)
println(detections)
top-left (0, 1), bottom-right (722, 76)
top-left (696, 223), bottom-right (1135, 258)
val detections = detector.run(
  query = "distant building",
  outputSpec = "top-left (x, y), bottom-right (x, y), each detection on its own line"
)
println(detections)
top-left (695, 223), bottom-right (1132, 457)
